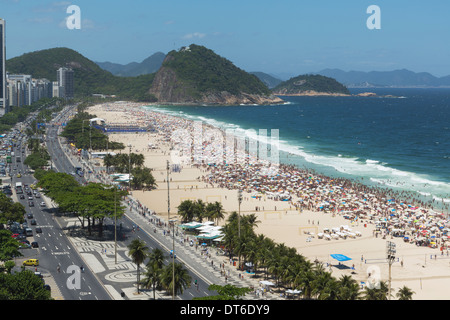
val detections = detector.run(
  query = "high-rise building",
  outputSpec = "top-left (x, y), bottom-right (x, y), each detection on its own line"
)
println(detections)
top-left (57, 67), bottom-right (74, 99)
top-left (0, 18), bottom-right (7, 115)
top-left (7, 74), bottom-right (52, 107)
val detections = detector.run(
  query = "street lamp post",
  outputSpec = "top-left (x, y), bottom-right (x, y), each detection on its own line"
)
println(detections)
top-left (114, 185), bottom-right (117, 264)
top-left (167, 160), bottom-right (175, 300)
top-left (386, 241), bottom-right (396, 300)
top-left (128, 144), bottom-right (132, 192)
top-left (238, 189), bottom-right (242, 269)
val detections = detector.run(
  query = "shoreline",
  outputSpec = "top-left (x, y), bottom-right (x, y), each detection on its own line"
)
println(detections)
top-left (87, 101), bottom-right (450, 299)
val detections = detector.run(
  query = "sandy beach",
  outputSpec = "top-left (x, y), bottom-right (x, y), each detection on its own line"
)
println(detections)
top-left (87, 101), bottom-right (450, 300)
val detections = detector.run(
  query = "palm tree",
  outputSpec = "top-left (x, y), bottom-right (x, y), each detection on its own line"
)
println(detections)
top-left (103, 153), bottom-right (114, 173)
top-left (127, 239), bottom-right (149, 294)
top-left (293, 260), bottom-right (315, 299)
top-left (160, 262), bottom-right (192, 297)
top-left (141, 263), bottom-right (161, 300)
top-left (311, 271), bottom-right (338, 300)
top-left (396, 286), bottom-right (415, 300)
top-left (194, 199), bottom-right (206, 222)
top-left (243, 213), bottom-right (261, 229)
top-left (205, 201), bottom-right (225, 225)
top-left (177, 200), bottom-right (196, 223)
top-left (141, 248), bottom-right (165, 299)
top-left (337, 275), bottom-right (361, 300)
top-left (362, 281), bottom-right (390, 300)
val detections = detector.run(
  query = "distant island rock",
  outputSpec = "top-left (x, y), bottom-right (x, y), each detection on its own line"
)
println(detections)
top-left (272, 74), bottom-right (351, 96)
top-left (149, 44), bottom-right (284, 105)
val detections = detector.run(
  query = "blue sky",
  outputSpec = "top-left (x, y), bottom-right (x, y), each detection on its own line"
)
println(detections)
top-left (1, 0), bottom-right (450, 78)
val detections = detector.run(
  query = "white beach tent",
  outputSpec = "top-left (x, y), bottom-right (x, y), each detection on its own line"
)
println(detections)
top-left (260, 280), bottom-right (275, 287)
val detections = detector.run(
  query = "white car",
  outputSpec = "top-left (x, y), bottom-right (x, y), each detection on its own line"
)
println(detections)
top-left (40, 202), bottom-right (46, 207)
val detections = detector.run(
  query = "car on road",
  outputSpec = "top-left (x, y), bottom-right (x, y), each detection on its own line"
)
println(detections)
top-left (30, 219), bottom-right (37, 225)
top-left (28, 196), bottom-right (33, 200)
top-left (35, 227), bottom-right (42, 233)
top-left (16, 234), bottom-right (26, 240)
top-left (28, 201), bottom-right (34, 207)
top-left (19, 194), bottom-right (25, 199)
top-left (31, 241), bottom-right (39, 248)
top-left (25, 227), bottom-right (33, 236)
top-left (19, 242), bottom-right (31, 249)
top-left (40, 202), bottom-right (46, 207)
top-left (22, 259), bottom-right (39, 266)
top-left (27, 213), bottom-right (33, 219)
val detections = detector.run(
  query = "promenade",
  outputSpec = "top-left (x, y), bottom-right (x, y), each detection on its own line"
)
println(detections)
top-left (51, 113), bottom-right (280, 300)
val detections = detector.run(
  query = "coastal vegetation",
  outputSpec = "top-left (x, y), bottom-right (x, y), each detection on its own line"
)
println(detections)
top-left (103, 153), bottom-right (157, 190)
top-left (60, 111), bottom-right (125, 151)
top-left (23, 137), bottom-right (50, 170)
top-left (0, 269), bottom-right (52, 300)
top-left (0, 97), bottom-right (65, 134)
top-left (0, 197), bottom-right (51, 300)
top-left (217, 210), bottom-right (414, 300)
top-left (177, 199), bottom-right (415, 300)
top-left (177, 199), bottom-right (225, 224)
top-left (36, 170), bottom-right (128, 238)
top-left (132, 244), bottom-right (192, 298)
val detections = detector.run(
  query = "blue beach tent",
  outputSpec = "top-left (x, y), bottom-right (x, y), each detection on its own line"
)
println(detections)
top-left (330, 254), bottom-right (352, 262)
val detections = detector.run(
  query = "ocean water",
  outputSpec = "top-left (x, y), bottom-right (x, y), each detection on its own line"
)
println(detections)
top-left (144, 88), bottom-right (450, 207)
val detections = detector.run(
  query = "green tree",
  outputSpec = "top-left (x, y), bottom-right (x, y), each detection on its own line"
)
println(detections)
top-left (127, 239), bottom-right (149, 294)
top-left (0, 230), bottom-right (22, 262)
top-left (362, 281), bottom-right (390, 300)
top-left (177, 200), bottom-right (197, 223)
top-left (194, 284), bottom-right (252, 300)
top-left (396, 286), bottom-right (415, 300)
top-left (0, 193), bottom-right (26, 224)
top-left (160, 262), bottom-right (192, 297)
top-left (141, 248), bottom-right (165, 300)
top-left (205, 201), bottom-right (225, 225)
top-left (0, 270), bottom-right (52, 300)
top-left (336, 275), bottom-right (361, 300)
top-left (131, 167), bottom-right (157, 190)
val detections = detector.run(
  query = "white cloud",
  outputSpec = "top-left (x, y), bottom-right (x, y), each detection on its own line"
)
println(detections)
top-left (182, 32), bottom-right (206, 40)
top-left (33, 1), bottom-right (71, 13)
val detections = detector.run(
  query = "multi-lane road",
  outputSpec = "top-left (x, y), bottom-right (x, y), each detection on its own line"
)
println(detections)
top-left (12, 127), bottom-right (111, 300)
top-left (14, 104), bottom-right (215, 300)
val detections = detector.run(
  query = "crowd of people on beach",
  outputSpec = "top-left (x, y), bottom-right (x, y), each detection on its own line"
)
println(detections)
top-left (96, 102), bottom-right (450, 253)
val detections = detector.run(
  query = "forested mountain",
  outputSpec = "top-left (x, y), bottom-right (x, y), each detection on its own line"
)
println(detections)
top-left (96, 52), bottom-right (166, 77)
top-left (6, 47), bottom-right (157, 102)
top-left (250, 72), bottom-right (283, 89)
top-left (149, 44), bottom-right (283, 105)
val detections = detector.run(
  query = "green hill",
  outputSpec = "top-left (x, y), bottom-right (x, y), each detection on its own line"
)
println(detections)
top-left (272, 74), bottom-right (350, 95)
top-left (150, 44), bottom-right (283, 105)
top-left (96, 52), bottom-right (166, 77)
top-left (250, 72), bottom-right (282, 89)
top-left (6, 47), bottom-right (157, 102)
